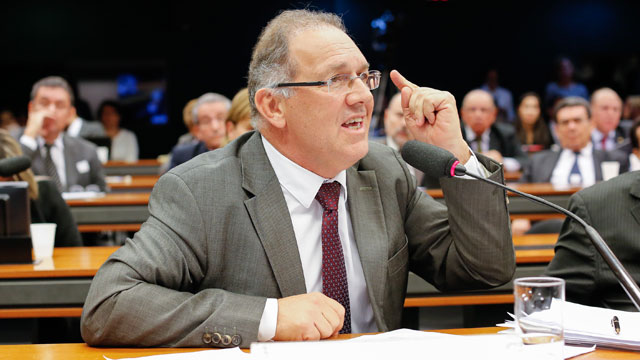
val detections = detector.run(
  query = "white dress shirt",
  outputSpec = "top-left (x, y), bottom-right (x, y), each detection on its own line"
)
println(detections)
top-left (20, 134), bottom-right (67, 188)
top-left (630, 153), bottom-right (640, 172)
top-left (591, 129), bottom-right (616, 151)
top-left (258, 136), bottom-right (375, 340)
top-left (256, 136), bottom-right (489, 340)
top-left (66, 117), bottom-right (84, 137)
top-left (550, 143), bottom-right (596, 187)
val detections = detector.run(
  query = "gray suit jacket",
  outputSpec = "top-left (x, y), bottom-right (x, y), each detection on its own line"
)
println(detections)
top-left (545, 171), bottom-right (640, 311)
top-left (21, 134), bottom-right (107, 192)
top-left (520, 147), bottom-right (629, 183)
top-left (81, 131), bottom-right (515, 348)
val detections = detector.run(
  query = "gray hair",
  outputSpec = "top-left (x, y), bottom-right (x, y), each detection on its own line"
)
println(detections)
top-left (247, 9), bottom-right (347, 130)
top-left (553, 96), bottom-right (591, 122)
top-left (30, 76), bottom-right (75, 105)
top-left (192, 92), bottom-right (231, 124)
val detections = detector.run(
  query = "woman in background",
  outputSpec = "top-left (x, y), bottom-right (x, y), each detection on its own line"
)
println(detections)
top-left (225, 88), bottom-right (254, 143)
top-left (514, 92), bottom-right (553, 154)
top-left (98, 100), bottom-right (139, 162)
top-left (0, 129), bottom-right (82, 247)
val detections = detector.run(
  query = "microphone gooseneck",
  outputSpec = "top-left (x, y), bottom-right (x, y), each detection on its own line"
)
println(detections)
top-left (401, 140), bottom-right (640, 311)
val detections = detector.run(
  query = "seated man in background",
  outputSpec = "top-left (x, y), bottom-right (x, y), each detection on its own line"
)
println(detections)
top-left (81, 9), bottom-right (514, 348)
top-left (225, 88), bottom-right (254, 142)
top-left (176, 98), bottom-right (199, 145)
top-left (545, 170), bottom-right (640, 311)
top-left (381, 92), bottom-right (423, 185)
top-left (630, 120), bottom-right (640, 171)
top-left (461, 89), bottom-right (527, 172)
top-left (590, 87), bottom-right (631, 153)
top-left (514, 97), bottom-right (629, 235)
top-left (168, 92), bottom-right (230, 169)
top-left (20, 76), bottom-right (106, 193)
top-left (520, 96), bottom-right (628, 186)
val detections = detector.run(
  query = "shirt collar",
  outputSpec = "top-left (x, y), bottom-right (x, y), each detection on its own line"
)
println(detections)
top-left (464, 125), bottom-right (491, 143)
top-left (592, 128), bottom-right (614, 141)
top-left (386, 135), bottom-right (400, 151)
top-left (563, 141), bottom-right (593, 157)
top-left (67, 117), bottom-right (83, 137)
top-left (37, 134), bottom-right (64, 150)
top-left (261, 136), bottom-right (347, 208)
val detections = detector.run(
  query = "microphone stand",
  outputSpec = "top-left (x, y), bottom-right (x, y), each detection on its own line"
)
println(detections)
top-left (460, 168), bottom-right (640, 312)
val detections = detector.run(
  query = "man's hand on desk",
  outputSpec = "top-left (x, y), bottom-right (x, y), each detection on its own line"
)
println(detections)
top-left (274, 292), bottom-right (345, 341)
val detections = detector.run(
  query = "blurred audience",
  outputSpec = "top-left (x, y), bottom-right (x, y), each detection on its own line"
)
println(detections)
top-left (176, 98), bottom-right (199, 145)
top-left (168, 92), bottom-right (230, 170)
top-left (0, 129), bottom-right (82, 246)
top-left (0, 109), bottom-right (23, 139)
top-left (520, 96), bottom-right (628, 186)
top-left (514, 92), bottom-right (553, 154)
top-left (590, 88), bottom-right (630, 153)
top-left (544, 57), bottom-right (589, 117)
top-left (98, 100), bottom-right (139, 162)
top-left (623, 95), bottom-right (640, 122)
top-left (225, 88), bottom-right (253, 143)
top-left (460, 89), bottom-right (527, 171)
top-left (630, 120), bottom-right (640, 171)
top-left (480, 69), bottom-right (515, 123)
top-left (19, 76), bottom-right (106, 192)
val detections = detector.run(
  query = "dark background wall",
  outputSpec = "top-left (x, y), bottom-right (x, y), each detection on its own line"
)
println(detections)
top-left (2, 0), bottom-right (640, 157)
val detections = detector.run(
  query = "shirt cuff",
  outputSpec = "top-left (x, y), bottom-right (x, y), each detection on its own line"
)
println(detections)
top-left (20, 135), bottom-right (37, 151)
top-left (460, 148), bottom-right (490, 179)
top-left (257, 298), bottom-right (278, 341)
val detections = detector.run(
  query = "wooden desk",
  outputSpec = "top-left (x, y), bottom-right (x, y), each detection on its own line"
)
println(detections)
top-left (104, 159), bottom-right (162, 176)
top-left (1, 328), bottom-right (636, 359)
top-left (0, 247), bottom-right (117, 319)
top-left (0, 234), bottom-right (557, 318)
top-left (67, 193), bottom-right (149, 233)
top-left (106, 175), bottom-right (160, 193)
top-left (427, 183), bottom-right (582, 216)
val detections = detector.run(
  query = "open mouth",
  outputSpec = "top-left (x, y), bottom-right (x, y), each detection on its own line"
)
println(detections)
top-left (342, 117), bottom-right (364, 130)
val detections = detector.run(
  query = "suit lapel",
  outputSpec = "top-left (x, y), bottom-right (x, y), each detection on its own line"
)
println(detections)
top-left (593, 150), bottom-right (604, 181)
top-left (629, 175), bottom-right (640, 227)
top-left (241, 133), bottom-right (306, 297)
top-left (542, 151), bottom-right (561, 182)
top-left (62, 135), bottom-right (76, 191)
top-left (346, 164), bottom-right (388, 325)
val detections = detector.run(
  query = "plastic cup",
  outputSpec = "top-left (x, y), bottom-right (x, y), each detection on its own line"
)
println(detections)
top-left (30, 223), bottom-right (57, 260)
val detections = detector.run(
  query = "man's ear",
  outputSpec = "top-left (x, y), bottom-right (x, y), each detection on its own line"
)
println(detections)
top-left (225, 121), bottom-right (235, 136)
top-left (254, 88), bottom-right (286, 129)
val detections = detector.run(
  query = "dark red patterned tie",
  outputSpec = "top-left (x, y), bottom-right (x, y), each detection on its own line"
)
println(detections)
top-left (315, 181), bottom-right (351, 334)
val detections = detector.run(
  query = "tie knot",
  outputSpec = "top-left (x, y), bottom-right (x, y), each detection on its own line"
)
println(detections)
top-left (44, 143), bottom-right (53, 149)
top-left (315, 181), bottom-right (341, 211)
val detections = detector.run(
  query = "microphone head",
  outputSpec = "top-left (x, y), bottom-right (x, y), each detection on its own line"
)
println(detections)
top-left (0, 156), bottom-right (31, 177)
top-left (400, 141), bottom-right (463, 180)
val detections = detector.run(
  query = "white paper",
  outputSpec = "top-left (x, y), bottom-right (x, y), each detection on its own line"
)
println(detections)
top-left (61, 191), bottom-right (105, 200)
top-left (104, 347), bottom-right (249, 360)
top-left (250, 329), bottom-right (594, 360)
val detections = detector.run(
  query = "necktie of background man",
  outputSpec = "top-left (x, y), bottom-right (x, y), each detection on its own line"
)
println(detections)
top-left (315, 181), bottom-right (351, 334)
top-left (44, 144), bottom-right (63, 192)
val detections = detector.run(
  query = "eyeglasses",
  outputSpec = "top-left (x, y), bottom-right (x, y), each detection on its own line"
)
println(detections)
top-left (273, 70), bottom-right (381, 93)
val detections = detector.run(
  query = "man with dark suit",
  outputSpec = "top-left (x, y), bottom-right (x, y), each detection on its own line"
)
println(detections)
top-left (81, 9), bottom-right (515, 348)
top-left (168, 92), bottom-right (230, 170)
top-left (590, 87), bottom-right (631, 153)
top-left (19, 76), bottom-right (106, 192)
top-left (460, 89), bottom-right (527, 172)
top-left (545, 170), bottom-right (640, 311)
top-left (520, 97), bottom-right (628, 186)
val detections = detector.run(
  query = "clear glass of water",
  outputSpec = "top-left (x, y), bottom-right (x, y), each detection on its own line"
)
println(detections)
top-left (514, 276), bottom-right (565, 359)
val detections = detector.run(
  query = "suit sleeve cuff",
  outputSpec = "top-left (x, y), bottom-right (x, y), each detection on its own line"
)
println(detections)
top-left (257, 298), bottom-right (278, 341)
top-left (20, 135), bottom-right (37, 151)
top-left (461, 148), bottom-right (490, 179)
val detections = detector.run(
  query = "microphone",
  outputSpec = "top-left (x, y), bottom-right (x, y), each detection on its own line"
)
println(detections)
top-left (401, 140), bottom-right (640, 311)
top-left (0, 156), bottom-right (31, 177)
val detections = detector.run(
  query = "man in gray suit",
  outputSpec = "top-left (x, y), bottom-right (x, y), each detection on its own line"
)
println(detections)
top-left (81, 9), bottom-right (515, 348)
top-left (520, 97), bottom-right (628, 186)
top-left (545, 170), bottom-right (640, 311)
top-left (20, 76), bottom-right (106, 192)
